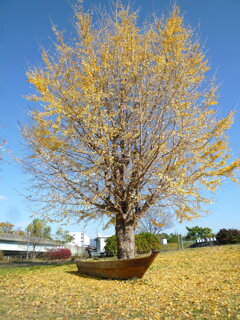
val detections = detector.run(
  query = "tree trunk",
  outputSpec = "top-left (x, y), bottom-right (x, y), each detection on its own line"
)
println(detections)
top-left (115, 214), bottom-right (136, 259)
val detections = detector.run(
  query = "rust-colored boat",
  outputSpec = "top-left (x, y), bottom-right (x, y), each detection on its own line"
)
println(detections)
top-left (76, 251), bottom-right (159, 280)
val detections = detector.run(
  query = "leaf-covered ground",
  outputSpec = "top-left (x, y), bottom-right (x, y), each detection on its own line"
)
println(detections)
top-left (0, 245), bottom-right (239, 320)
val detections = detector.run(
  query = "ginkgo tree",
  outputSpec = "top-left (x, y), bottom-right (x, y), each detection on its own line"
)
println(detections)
top-left (137, 208), bottom-right (174, 235)
top-left (22, 3), bottom-right (239, 259)
top-left (0, 139), bottom-right (6, 162)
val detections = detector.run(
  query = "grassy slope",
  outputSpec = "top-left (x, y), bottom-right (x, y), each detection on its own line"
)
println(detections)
top-left (0, 245), bottom-right (239, 320)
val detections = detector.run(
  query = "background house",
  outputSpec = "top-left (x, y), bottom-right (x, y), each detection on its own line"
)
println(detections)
top-left (94, 234), bottom-right (111, 253)
top-left (68, 232), bottom-right (90, 248)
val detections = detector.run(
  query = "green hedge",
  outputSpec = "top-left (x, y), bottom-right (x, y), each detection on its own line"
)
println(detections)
top-left (104, 232), bottom-right (160, 256)
top-left (104, 235), bottom-right (117, 256)
top-left (135, 232), bottom-right (160, 253)
top-left (216, 229), bottom-right (240, 245)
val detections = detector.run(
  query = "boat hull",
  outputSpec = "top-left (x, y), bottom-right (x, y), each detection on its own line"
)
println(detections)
top-left (76, 251), bottom-right (159, 280)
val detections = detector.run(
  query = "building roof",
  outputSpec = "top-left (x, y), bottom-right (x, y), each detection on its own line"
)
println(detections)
top-left (94, 235), bottom-right (112, 241)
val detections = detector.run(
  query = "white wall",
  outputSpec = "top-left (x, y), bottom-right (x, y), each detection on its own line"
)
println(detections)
top-left (64, 244), bottom-right (84, 256)
top-left (95, 234), bottom-right (111, 252)
top-left (68, 232), bottom-right (90, 247)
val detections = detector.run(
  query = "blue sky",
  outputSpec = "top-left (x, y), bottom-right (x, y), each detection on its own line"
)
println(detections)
top-left (0, 0), bottom-right (239, 239)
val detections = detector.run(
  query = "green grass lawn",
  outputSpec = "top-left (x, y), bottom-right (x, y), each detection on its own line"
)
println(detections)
top-left (0, 245), bottom-right (239, 320)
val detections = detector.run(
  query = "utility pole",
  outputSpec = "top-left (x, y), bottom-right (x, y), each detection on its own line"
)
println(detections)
top-left (177, 233), bottom-right (184, 250)
top-left (177, 233), bottom-right (181, 250)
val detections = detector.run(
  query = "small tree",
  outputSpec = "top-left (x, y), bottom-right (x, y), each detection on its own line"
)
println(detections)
top-left (26, 218), bottom-right (52, 259)
top-left (55, 228), bottom-right (74, 243)
top-left (22, 3), bottom-right (240, 259)
top-left (185, 226), bottom-right (214, 241)
top-left (26, 218), bottom-right (52, 239)
top-left (13, 228), bottom-right (26, 236)
top-left (0, 222), bottom-right (14, 234)
top-left (0, 223), bottom-right (26, 236)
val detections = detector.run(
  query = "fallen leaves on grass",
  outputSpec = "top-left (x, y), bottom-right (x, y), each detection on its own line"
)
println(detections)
top-left (0, 245), bottom-right (239, 320)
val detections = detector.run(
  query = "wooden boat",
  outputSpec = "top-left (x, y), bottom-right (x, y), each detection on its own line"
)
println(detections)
top-left (76, 251), bottom-right (159, 280)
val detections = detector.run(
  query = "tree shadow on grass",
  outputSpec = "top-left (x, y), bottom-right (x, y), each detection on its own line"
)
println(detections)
top-left (66, 270), bottom-right (111, 280)
top-left (66, 270), bottom-right (139, 282)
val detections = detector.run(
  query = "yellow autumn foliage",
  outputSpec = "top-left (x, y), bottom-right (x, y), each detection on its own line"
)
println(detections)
top-left (0, 245), bottom-right (239, 319)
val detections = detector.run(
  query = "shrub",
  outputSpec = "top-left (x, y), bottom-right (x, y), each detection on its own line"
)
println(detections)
top-left (135, 232), bottom-right (160, 253)
top-left (104, 232), bottom-right (160, 256)
top-left (216, 229), bottom-right (240, 245)
top-left (105, 236), bottom-right (117, 256)
top-left (45, 248), bottom-right (72, 260)
top-left (166, 233), bottom-right (179, 243)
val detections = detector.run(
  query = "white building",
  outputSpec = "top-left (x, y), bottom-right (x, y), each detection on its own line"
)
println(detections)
top-left (160, 238), bottom-right (168, 245)
top-left (94, 234), bottom-right (111, 253)
top-left (68, 232), bottom-right (90, 247)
